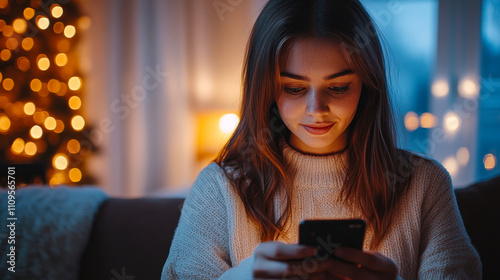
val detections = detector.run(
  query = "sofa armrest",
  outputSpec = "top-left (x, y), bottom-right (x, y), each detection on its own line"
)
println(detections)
top-left (79, 197), bottom-right (184, 280)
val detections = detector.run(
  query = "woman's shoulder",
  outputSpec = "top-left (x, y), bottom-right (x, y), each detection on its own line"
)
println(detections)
top-left (195, 162), bottom-right (229, 185)
top-left (397, 149), bottom-right (451, 187)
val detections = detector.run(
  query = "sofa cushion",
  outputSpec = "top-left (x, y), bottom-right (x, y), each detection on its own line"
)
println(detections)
top-left (455, 175), bottom-right (500, 280)
top-left (79, 198), bottom-right (184, 280)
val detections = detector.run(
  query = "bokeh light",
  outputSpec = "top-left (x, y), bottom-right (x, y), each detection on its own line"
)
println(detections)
top-left (442, 156), bottom-right (459, 177)
top-left (0, 114), bottom-right (11, 132)
top-left (37, 16), bottom-right (50, 30)
top-left (23, 8), bottom-right (35, 20)
top-left (44, 116), bottom-right (57, 130)
top-left (483, 154), bottom-right (497, 170)
top-left (24, 102), bottom-right (36, 115)
top-left (64, 25), bottom-right (76, 38)
top-left (444, 112), bottom-right (460, 133)
top-left (420, 112), bottom-right (437, 128)
top-left (68, 96), bottom-right (81, 110)
top-left (55, 53), bottom-right (68, 66)
top-left (456, 147), bottom-right (470, 166)
top-left (30, 125), bottom-right (43, 139)
top-left (71, 115), bottom-right (85, 131)
top-left (67, 139), bottom-right (81, 154)
top-left (11, 138), bottom-right (25, 155)
top-left (13, 18), bottom-right (27, 34)
top-left (51, 5), bottom-right (63, 18)
top-left (219, 113), bottom-right (239, 133)
top-left (68, 76), bottom-right (82, 90)
top-left (53, 154), bottom-right (68, 170)
top-left (458, 78), bottom-right (478, 98)
top-left (24, 141), bottom-right (37, 156)
top-left (69, 168), bottom-right (82, 182)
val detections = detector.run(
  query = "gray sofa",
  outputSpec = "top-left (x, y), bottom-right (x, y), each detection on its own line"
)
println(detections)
top-left (77, 175), bottom-right (500, 279)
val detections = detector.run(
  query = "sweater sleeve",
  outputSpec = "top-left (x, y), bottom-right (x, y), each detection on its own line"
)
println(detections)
top-left (161, 163), bottom-right (255, 280)
top-left (417, 160), bottom-right (482, 279)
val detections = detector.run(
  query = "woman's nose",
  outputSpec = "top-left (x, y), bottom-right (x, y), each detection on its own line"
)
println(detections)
top-left (306, 89), bottom-right (329, 117)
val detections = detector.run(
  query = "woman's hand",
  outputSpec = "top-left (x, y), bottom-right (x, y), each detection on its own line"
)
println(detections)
top-left (253, 241), bottom-right (342, 280)
top-left (326, 247), bottom-right (399, 280)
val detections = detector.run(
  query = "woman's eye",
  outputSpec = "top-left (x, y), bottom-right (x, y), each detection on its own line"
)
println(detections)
top-left (328, 86), bottom-right (350, 94)
top-left (284, 87), bottom-right (306, 95)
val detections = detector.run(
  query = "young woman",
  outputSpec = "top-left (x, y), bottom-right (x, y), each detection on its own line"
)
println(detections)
top-left (162, 0), bottom-right (481, 279)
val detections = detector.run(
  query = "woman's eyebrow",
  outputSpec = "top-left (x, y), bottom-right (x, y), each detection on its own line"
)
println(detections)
top-left (280, 69), bottom-right (354, 81)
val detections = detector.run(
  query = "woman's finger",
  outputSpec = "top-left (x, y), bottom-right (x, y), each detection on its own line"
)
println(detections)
top-left (334, 247), bottom-right (397, 274)
top-left (255, 241), bottom-right (316, 260)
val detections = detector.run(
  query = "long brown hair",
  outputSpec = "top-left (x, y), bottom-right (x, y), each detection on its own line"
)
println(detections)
top-left (215, 0), bottom-right (412, 249)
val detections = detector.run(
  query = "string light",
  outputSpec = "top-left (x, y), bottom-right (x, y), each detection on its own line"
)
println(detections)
top-left (30, 125), bottom-right (43, 139)
top-left (69, 168), bottom-right (82, 182)
top-left (6, 38), bottom-right (18, 50)
top-left (12, 18), bottom-right (27, 34)
top-left (24, 102), bottom-right (36, 115)
top-left (36, 16), bottom-right (50, 30)
top-left (67, 139), bottom-right (81, 153)
top-left (78, 16), bottom-right (91, 30)
top-left (37, 55), bottom-right (50, 71)
top-left (0, 49), bottom-right (11, 61)
top-left (51, 4), bottom-right (64, 18)
top-left (30, 79), bottom-right (42, 92)
top-left (21, 37), bottom-right (34, 51)
top-left (44, 116), bottom-right (57, 130)
top-left (55, 53), bottom-right (68, 66)
top-left (16, 57), bottom-right (30, 71)
top-left (68, 76), bottom-right (82, 90)
top-left (0, 0), bottom-right (7, 9)
top-left (54, 120), bottom-right (65, 133)
top-left (24, 141), bottom-right (37, 156)
top-left (68, 96), bottom-right (81, 110)
top-left (11, 138), bottom-right (25, 155)
top-left (3, 78), bottom-right (14, 91)
top-left (23, 8), bottom-right (35, 20)
top-left (53, 154), bottom-right (68, 170)
top-left (3, 2), bottom-right (90, 185)
top-left (47, 79), bottom-right (61, 93)
top-left (49, 173), bottom-right (66, 186)
top-left (71, 115), bottom-right (85, 131)
top-left (53, 22), bottom-right (64, 34)
top-left (2, 25), bottom-right (14, 37)
top-left (0, 114), bottom-right (11, 132)
top-left (64, 25), bottom-right (76, 38)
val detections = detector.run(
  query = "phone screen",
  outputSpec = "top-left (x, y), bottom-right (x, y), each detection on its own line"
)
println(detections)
top-left (299, 219), bottom-right (366, 259)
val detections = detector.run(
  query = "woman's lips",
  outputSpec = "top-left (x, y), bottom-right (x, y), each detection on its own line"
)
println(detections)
top-left (302, 123), bottom-right (334, 135)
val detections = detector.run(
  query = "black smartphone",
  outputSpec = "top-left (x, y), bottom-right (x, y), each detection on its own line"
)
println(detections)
top-left (299, 219), bottom-right (366, 260)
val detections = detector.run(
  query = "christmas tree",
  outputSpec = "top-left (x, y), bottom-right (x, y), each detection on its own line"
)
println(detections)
top-left (0, 0), bottom-right (94, 186)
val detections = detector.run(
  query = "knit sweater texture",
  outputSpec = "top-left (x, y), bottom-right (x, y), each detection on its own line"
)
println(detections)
top-left (162, 145), bottom-right (482, 279)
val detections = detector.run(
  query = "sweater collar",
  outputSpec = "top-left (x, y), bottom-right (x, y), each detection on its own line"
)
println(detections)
top-left (282, 142), bottom-right (348, 189)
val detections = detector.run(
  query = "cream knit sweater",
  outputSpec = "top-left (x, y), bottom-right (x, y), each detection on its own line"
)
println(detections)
top-left (162, 145), bottom-right (481, 279)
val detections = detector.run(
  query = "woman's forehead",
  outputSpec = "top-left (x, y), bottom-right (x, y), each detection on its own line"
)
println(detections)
top-left (279, 37), bottom-right (351, 75)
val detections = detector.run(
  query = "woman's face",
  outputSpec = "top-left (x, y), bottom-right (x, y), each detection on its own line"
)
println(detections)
top-left (277, 37), bottom-right (362, 155)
